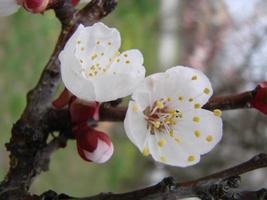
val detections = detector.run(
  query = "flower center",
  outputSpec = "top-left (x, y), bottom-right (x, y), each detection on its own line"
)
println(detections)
top-left (144, 98), bottom-right (182, 135)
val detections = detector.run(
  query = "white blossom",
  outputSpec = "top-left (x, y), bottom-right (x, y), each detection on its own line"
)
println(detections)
top-left (59, 22), bottom-right (145, 102)
top-left (0, 0), bottom-right (20, 16)
top-left (124, 66), bottom-right (223, 167)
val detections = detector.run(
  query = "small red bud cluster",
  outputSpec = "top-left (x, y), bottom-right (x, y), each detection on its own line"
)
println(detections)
top-left (53, 88), bottom-right (113, 163)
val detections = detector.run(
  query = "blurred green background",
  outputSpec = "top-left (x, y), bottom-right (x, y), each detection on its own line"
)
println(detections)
top-left (1, 0), bottom-right (267, 197)
top-left (0, 0), bottom-right (161, 197)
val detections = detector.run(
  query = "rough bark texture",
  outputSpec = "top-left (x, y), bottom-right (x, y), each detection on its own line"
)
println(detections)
top-left (0, 1), bottom-right (266, 200)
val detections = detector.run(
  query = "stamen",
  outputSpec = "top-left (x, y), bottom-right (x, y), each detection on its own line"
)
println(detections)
top-left (160, 156), bottom-right (166, 162)
top-left (193, 116), bottom-right (200, 123)
top-left (204, 88), bottom-right (210, 94)
top-left (191, 75), bottom-right (197, 80)
top-left (206, 135), bottom-right (213, 142)
top-left (158, 138), bottom-right (166, 147)
top-left (213, 109), bottom-right (222, 117)
top-left (194, 130), bottom-right (201, 138)
top-left (143, 147), bottom-right (150, 156)
top-left (188, 155), bottom-right (196, 162)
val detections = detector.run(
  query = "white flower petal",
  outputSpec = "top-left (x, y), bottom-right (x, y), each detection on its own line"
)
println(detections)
top-left (60, 48), bottom-right (96, 101)
top-left (0, 0), bottom-right (20, 17)
top-left (131, 66), bottom-right (212, 111)
top-left (166, 66), bottom-right (213, 108)
top-left (91, 50), bottom-right (145, 102)
top-left (132, 72), bottom-right (165, 108)
top-left (148, 133), bottom-right (200, 167)
top-left (124, 101), bottom-right (149, 151)
top-left (173, 109), bottom-right (223, 155)
top-left (75, 22), bottom-right (121, 72)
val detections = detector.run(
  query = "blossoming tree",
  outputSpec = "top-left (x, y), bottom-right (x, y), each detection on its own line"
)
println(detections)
top-left (0, 0), bottom-right (267, 199)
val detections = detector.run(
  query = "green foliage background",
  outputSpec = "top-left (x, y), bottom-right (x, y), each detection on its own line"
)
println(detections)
top-left (0, 0), bottom-right (160, 197)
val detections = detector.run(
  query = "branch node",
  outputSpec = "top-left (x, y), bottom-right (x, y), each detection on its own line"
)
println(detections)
top-left (160, 177), bottom-right (176, 192)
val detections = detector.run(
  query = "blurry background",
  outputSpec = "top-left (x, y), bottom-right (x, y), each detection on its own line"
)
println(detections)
top-left (0, 0), bottom-right (267, 197)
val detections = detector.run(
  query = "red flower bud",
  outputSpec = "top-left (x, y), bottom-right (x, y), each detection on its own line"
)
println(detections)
top-left (23, 0), bottom-right (49, 13)
top-left (52, 88), bottom-right (73, 109)
top-left (74, 123), bottom-right (113, 163)
top-left (251, 82), bottom-right (267, 115)
top-left (70, 99), bottom-right (100, 124)
top-left (53, 88), bottom-right (100, 124)
top-left (71, 0), bottom-right (80, 6)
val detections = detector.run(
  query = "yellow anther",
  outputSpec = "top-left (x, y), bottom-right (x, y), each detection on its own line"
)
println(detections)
top-left (213, 109), bottom-right (222, 117)
top-left (194, 130), bottom-right (201, 138)
top-left (177, 112), bottom-right (183, 118)
top-left (116, 59), bottom-right (120, 63)
top-left (194, 103), bottom-right (201, 109)
top-left (156, 100), bottom-right (164, 109)
top-left (169, 110), bottom-right (177, 116)
top-left (132, 103), bottom-right (139, 112)
top-left (143, 147), bottom-right (150, 156)
top-left (171, 120), bottom-right (177, 125)
top-left (81, 47), bottom-right (85, 51)
top-left (125, 60), bottom-right (130, 64)
top-left (192, 75), bottom-right (197, 80)
top-left (174, 137), bottom-right (181, 144)
top-left (115, 51), bottom-right (120, 56)
top-left (188, 155), bottom-right (196, 162)
top-left (169, 130), bottom-right (174, 137)
top-left (158, 139), bottom-right (166, 147)
top-left (91, 54), bottom-right (97, 60)
top-left (166, 97), bottom-right (172, 102)
top-left (154, 121), bottom-right (161, 128)
top-left (160, 156), bottom-right (166, 162)
top-left (204, 88), bottom-right (210, 94)
top-left (124, 53), bottom-right (128, 57)
top-left (206, 135), bottom-right (213, 142)
top-left (193, 116), bottom-right (200, 123)
top-left (189, 98), bottom-right (193, 102)
top-left (77, 40), bottom-right (81, 44)
top-left (178, 96), bottom-right (184, 101)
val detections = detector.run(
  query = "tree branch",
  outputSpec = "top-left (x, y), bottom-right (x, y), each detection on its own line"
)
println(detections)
top-left (34, 154), bottom-right (267, 200)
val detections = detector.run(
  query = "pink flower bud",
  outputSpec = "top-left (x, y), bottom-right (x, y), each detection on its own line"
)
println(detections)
top-left (251, 82), bottom-right (267, 115)
top-left (23, 0), bottom-right (49, 13)
top-left (74, 124), bottom-right (113, 163)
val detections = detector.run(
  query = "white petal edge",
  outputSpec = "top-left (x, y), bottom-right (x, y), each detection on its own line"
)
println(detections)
top-left (124, 101), bottom-right (149, 151)
top-left (83, 139), bottom-right (114, 163)
top-left (173, 109), bottom-right (223, 155)
top-left (0, 0), bottom-right (20, 16)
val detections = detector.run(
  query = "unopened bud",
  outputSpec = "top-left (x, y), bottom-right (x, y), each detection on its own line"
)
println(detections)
top-left (74, 124), bottom-right (113, 163)
top-left (23, 0), bottom-right (49, 13)
top-left (251, 82), bottom-right (267, 115)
